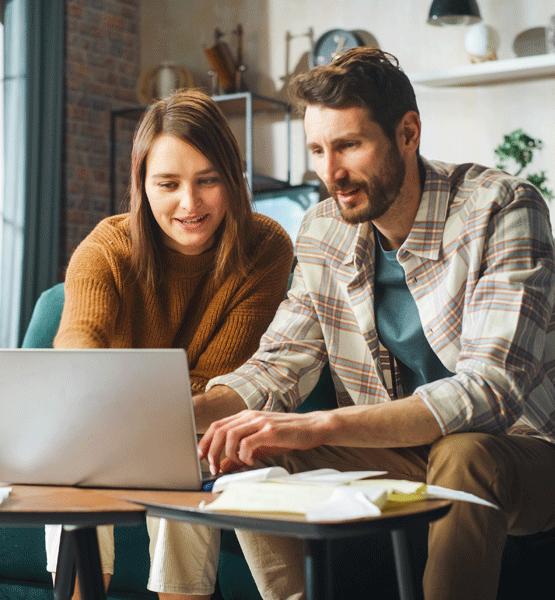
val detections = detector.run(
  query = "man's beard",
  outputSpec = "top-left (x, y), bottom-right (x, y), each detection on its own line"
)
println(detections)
top-left (329, 145), bottom-right (406, 225)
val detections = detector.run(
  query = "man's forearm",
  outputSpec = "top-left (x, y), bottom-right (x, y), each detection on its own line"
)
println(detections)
top-left (316, 395), bottom-right (443, 448)
top-left (194, 385), bottom-right (248, 433)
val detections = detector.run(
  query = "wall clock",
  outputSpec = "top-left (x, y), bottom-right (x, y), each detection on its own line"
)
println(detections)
top-left (310, 29), bottom-right (363, 68)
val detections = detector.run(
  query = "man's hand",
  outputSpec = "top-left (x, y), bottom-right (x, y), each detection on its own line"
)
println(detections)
top-left (198, 410), bottom-right (331, 474)
top-left (197, 395), bottom-right (443, 475)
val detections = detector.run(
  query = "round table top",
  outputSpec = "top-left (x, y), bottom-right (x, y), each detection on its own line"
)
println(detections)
top-left (0, 485), bottom-right (145, 527)
top-left (100, 487), bottom-right (452, 541)
top-left (0, 485), bottom-right (451, 539)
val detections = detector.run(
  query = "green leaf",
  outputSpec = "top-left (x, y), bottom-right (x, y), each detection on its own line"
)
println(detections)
top-left (527, 172), bottom-right (554, 201)
top-left (494, 129), bottom-right (551, 200)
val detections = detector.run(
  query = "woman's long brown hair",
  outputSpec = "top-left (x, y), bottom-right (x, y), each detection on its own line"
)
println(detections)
top-left (129, 89), bottom-right (254, 289)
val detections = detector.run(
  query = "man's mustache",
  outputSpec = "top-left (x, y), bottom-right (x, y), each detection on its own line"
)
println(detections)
top-left (328, 179), bottom-right (366, 195)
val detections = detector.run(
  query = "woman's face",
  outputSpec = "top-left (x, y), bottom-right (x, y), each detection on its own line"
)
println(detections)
top-left (144, 134), bottom-right (228, 256)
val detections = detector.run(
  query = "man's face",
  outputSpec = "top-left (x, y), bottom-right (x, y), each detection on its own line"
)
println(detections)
top-left (305, 105), bottom-right (406, 224)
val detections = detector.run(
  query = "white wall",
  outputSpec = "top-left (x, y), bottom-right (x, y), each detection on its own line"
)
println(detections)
top-left (140, 0), bottom-right (555, 202)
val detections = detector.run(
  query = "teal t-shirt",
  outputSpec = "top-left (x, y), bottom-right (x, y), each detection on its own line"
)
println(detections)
top-left (373, 233), bottom-right (453, 395)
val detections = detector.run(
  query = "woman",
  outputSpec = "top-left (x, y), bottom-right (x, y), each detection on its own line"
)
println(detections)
top-left (46, 89), bottom-right (294, 600)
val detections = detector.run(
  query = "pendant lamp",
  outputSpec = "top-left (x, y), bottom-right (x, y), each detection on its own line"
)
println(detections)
top-left (428, 0), bottom-right (482, 26)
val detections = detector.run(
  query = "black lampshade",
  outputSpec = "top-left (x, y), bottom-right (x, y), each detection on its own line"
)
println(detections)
top-left (428, 0), bottom-right (482, 26)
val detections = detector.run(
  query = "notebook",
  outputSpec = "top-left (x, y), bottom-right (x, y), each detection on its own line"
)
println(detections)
top-left (0, 348), bottom-right (206, 490)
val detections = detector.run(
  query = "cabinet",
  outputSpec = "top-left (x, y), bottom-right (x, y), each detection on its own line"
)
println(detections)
top-left (110, 92), bottom-right (294, 214)
top-left (211, 92), bottom-right (292, 194)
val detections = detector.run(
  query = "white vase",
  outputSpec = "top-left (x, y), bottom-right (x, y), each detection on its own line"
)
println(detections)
top-left (465, 23), bottom-right (500, 58)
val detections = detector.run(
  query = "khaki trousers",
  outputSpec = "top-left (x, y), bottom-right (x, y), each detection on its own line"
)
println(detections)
top-left (236, 433), bottom-right (555, 600)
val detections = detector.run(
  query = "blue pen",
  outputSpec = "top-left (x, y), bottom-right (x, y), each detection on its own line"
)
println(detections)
top-left (202, 480), bottom-right (215, 491)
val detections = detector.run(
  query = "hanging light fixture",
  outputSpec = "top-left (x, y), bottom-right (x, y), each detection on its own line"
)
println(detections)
top-left (427, 0), bottom-right (482, 26)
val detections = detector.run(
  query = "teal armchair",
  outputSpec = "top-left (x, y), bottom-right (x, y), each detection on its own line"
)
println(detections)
top-left (21, 282), bottom-right (65, 349)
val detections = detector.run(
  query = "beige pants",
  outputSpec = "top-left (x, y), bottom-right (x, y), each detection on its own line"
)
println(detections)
top-left (45, 518), bottom-right (220, 595)
top-left (236, 433), bottom-right (555, 600)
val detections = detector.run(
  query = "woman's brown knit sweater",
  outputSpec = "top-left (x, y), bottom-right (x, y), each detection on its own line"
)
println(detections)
top-left (54, 213), bottom-right (294, 393)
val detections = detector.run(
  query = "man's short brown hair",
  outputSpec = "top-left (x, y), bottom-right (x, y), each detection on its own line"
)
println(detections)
top-left (289, 47), bottom-right (419, 142)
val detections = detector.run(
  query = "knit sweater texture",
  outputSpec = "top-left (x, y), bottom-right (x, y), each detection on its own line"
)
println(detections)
top-left (55, 213), bottom-right (294, 393)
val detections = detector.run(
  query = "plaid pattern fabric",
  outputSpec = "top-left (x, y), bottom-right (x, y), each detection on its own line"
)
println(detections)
top-left (209, 159), bottom-right (555, 444)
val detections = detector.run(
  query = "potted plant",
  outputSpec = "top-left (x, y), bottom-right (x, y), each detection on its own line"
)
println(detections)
top-left (494, 129), bottom-right (553, 201)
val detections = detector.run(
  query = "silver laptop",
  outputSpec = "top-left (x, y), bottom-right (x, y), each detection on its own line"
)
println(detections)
top-left (0, 348), bottom-right (205, 490)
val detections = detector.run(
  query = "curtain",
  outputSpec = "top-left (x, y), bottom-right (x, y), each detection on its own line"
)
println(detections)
top-left (0, 0), bottom-right (63, 347)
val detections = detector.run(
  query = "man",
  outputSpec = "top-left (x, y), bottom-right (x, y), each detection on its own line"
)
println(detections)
top-left (195, 48), bottom-right (555, 600)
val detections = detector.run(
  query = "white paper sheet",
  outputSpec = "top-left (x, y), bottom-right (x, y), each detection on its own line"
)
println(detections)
top-left (351, 479), bottom-right (426, 494)
top-left (352, 479), bottom-right (499, 509)
top-left (212, 467), bottom-right (387, 493)
top-left (283, 469), bottom-right (387, 485)
top-left (204, 482), bottom-right (339, 515)
top-left (212, 467), bottom-right (289, 493)
top-left (305, 486), bottom-right (389, 521)
top-left (426, 485), bottom-right (499, 509)
top-left (0, 487), bottom-right (11, 505)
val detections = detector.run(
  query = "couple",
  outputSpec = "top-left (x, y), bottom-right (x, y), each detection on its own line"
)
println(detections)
top-left (55, 47), bottom-right (555, 600)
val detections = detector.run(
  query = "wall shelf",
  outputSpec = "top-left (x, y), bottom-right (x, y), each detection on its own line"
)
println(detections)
top-left (212, 92), bottom-right (292, 194)
top-left (408, 53), bottom-right (555, 87)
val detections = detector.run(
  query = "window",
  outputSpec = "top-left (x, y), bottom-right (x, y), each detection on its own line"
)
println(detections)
top-left (0, 0), bottom-right (63, 347)
top-left (0, 7), bottom-right (4, 267)
top-left (0, 8), bottom-right (4, 268)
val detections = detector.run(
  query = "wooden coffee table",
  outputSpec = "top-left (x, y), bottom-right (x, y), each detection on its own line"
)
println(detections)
top-left (103, 488), bottom-right (452, 600)
top-left (1, 485), bottom-right (451, 600)
top-left (0, 485), bottom-right (145, 600)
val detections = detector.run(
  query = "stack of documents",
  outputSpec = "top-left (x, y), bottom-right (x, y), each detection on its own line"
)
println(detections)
top-left (201, 468), bottom-right (497, 522)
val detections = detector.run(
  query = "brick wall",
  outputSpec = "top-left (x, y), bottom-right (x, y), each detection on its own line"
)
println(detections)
top-left (62, 0), bottom-right (141, 271)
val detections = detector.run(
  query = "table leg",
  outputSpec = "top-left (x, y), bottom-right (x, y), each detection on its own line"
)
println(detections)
top-left (304, 538), bottom-right (333, 600)
top-left (53, 526), bottom-right (77, 600)
top-left (71, 526), bottom-right (108, 600)
top-left (391, 528), bottom-right (416, 600)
